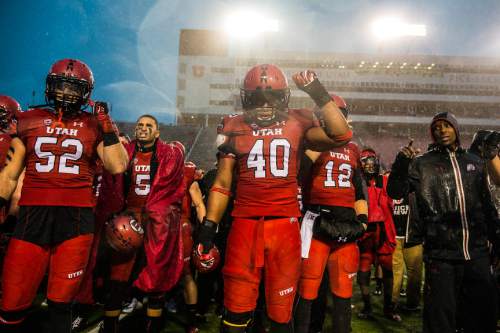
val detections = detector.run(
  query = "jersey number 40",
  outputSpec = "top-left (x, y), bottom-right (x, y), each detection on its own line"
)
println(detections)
top-left (247, 139), bottom-right (290, 178)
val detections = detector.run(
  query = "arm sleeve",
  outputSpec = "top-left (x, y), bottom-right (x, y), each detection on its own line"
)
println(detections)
top-left (387, 152), bottom-right (415, 199)
top-left (353, 167), bottom-right (365, 201)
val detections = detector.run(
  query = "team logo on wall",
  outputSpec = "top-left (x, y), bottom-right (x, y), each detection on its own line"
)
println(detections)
top-left (192, 65), bottom-right (205, 78)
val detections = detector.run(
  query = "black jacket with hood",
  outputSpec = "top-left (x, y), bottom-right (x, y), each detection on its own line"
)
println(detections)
top-left (387, 112), bottom-right (499, 261)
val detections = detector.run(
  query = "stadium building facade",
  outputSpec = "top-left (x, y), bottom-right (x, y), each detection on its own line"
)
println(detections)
top-left (176, 29), bottom-right (500, 168)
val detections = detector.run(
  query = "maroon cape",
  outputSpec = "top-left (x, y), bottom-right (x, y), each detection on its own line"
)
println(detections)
top-left (100, 139), bottom-right (185, 293)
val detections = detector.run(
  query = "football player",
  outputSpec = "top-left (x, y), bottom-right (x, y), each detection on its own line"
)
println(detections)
top-left (0, 95), bottom-right (21, 296)
top-left (356, 148), bottom-right (399, 321)
top-left (100, 114), bottom-right (185, 333)
top-left (194, 65), bottom-right (352, 333)
top-left (181, 161), bottom-right (206, 333)
top-left (0, 95), bottom-right (21, 223)
top-left (294, 95), bottom-right (367, 333)
top-left (0, 59), bottom-right (129, 332)
top-left (0, 95), bottom-right (20, 167)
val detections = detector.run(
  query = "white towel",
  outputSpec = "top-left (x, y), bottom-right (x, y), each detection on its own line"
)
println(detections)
top-left (301, 210), bottom-right (318, 258)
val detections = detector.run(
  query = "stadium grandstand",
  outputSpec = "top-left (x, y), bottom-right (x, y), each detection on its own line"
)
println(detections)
top-left (121, 29), bottom-right (500, 171)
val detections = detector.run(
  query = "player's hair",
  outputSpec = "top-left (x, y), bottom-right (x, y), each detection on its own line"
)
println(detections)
top-left (137, 114), bottom-right (159, 130)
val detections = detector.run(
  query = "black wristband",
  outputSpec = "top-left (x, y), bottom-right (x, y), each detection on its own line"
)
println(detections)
top-left (357, 214), bottom-right (368, 225)
top-left (0, 197), bottom-right (7, 209)
top-left (302, 79), bottom-right (332, 108)
top-left (103, 132), bottom-right (120, 146)
top-left (202, 218), bottom-right (219, 232)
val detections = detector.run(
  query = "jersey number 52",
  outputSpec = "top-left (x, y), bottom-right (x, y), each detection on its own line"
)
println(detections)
top-left (34, 137), bottom-right (83, 174)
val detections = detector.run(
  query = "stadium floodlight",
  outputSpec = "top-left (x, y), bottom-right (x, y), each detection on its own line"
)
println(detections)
top-left (224, 10), bottom-right (279, 38)
top-left (372, 17), bottom-right (426, 40)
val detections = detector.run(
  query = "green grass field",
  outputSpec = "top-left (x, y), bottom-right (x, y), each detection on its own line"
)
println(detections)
top-left (77, 282), bottom-right (423, 333)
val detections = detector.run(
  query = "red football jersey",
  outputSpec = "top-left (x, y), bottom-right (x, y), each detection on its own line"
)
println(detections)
top-left (181, 163), bottom-right (196, 218)
top-left (218, 110), bottom-right (318, 218)
top-left (18, 108), bottom-right (102, 207)
top-left (308, 142), bottom-right (361, 208)
top-left (126, 151), bottom-right (153, 212)
top-left (0, 132), bottom-right (12, 172)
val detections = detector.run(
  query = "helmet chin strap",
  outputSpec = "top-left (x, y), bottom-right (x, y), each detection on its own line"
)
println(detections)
top-left (246, 108), bottom-right (286, 128)
top-left (52, 106), bottom-right (66, 128)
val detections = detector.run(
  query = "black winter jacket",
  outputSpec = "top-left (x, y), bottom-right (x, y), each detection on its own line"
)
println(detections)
top-left (387, 146), bottom-right (498, 261)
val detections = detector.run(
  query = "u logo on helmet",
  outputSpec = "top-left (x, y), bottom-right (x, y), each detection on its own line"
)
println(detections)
top-left (129, 218), bottom-right (144, 235)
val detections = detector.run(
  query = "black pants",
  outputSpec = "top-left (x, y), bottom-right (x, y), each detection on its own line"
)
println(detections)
top-left (423, 257), bottom-right (497, 333)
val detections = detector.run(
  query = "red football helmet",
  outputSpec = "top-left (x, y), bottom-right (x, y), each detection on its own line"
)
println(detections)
top-left (330, 94), bottom-right (349, 118)
top-left (45, 58), bottom-right (94, 111)
top-left (105, 213), bottom-right (144, 253)
top-left (240, 64), bottom-right (290, 125)
top-left (0, 95), bottom-right (21, 130)
top-left (192, 244), bottom-right (221, 274)
top-left (360, 148), bottom-right (380, 176)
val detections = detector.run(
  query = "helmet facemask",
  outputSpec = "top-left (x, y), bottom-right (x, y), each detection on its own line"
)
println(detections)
top-left (0, 107), bottom-right (12, 131)
top-left (360, 155), bottom-right (380, 178)
top-left (241, 88), bottom-right (290, 127)
top-left (46, 74), bottom-right (91, 114)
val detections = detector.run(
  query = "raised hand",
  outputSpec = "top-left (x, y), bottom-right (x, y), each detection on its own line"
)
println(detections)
top-left (292, 70), bottom-right (318, 90)
top-left (399, 139), bottom-right (420, 159)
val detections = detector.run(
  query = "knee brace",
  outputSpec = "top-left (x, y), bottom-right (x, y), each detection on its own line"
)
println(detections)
top-left (221, 310), bottom-right (252, 333)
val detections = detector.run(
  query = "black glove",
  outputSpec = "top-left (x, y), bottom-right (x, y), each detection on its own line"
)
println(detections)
top-left (357, 214), bottom-right (368, 230)
top-left (469, 130), bottom-right (492, 157)
top-left (196, 218), bottom-right (218, 254)
top-left (313, 214), bottom-right (365, 243)
top-left (483, 131), bottom-right (500, 160)
top-left (292, 71), bottom-right (331, 108)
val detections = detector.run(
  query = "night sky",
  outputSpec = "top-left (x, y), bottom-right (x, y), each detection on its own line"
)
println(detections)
top-left (1, 0), bottom-right (499, 123)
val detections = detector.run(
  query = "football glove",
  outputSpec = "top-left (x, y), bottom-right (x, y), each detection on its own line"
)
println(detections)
top-left (195, 218), bottom-right (218, 254)
top-left (292, 70), bottom-right (331, 108)
top-left (483, 131), bottom-right (500, 160)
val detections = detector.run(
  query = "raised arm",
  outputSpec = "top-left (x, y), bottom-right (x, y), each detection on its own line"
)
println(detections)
top-left (94, 102), bottom-right (128, 174)
top-left (387, 140), bottom-right (420, 199)
top-left (293, 71), bottom-right (352, 150)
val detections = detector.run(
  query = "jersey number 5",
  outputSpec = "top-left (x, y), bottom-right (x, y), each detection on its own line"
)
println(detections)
top-left (247, 139), bottom-right (290, 178)
top-left (35, 137), bottom-right (83, 174)
top-left (135, 174), bottom-right (150, 196)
